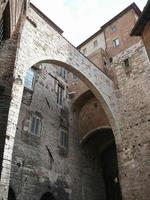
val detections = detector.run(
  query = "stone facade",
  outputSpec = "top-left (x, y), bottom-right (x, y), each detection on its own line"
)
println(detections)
top-left (0, 1), bottom-right (150, 200)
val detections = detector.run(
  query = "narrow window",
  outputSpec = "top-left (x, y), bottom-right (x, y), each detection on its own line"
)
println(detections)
top-left (73, 74), bottom-right (78, 81)
top-left (59, 127), bottom-right (68, 149)
top-left (93, 40), bottom-right (98, 48)
top-left (82, 48), bottom-right (87, 54)
top-left (111, 25), bottom-right (117, 32)
top-left (24, 68), bottom-right (35, 90)
top-left (29, 115), bottom-right (41, 135)
top-left (124, 58), bottom-right (130, 67)
top-left (58, 68), bottom-right (67, 80)
top-left (113, 38), bottom-right (120, 47)
top-left (109, 57), bottom-right (113, 63)
top-left (57, 84), bottom-right (64, 106)
top-left (123, 58), bottom-right (132, 74)
top-left (0, 17), bottom-right (4, 42)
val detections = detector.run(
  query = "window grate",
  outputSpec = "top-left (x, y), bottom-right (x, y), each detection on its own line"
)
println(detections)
top-left (57, 84), bottom-right (64, 106)
top-left (60, 128), bottom-right (68, 149)
top-left (0, 17), bottom-right (4, 43)
top-left (30, 115), bottom-right (41, 135)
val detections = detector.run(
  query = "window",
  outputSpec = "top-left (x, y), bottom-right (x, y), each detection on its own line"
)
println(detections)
top-left (57, 84), bottom-right (64, 106)
top-left (0, 17), bottom-right (4, 42)
top-left (59, 127), bottom-right (68, 149)
top-left (24, 68), bottom-right (35, 90)
top-left (123, 58), bottom-right (132, 74)
top-left (124, 58), bottom-right (130, 67)
top-left (73, 74), bottom-right (78, 81)
top-left (82, 48), bottom-right (87, 54)
top-left (113, 38), bottom-right (120, 47)
top-left (58, 68), bottom-right (67, 80)
top-left (0, 2), bottom-right (10, 43)
top-left (111, 25), bottom-right (117, 32)
top-left (93, 40), bottom-right (98, 48)
top-left (109, 57), bottom-right (113, 63)
top-left (29, 115), bottom-right (41, 135)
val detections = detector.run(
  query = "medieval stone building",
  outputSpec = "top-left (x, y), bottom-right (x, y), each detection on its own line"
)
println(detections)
top-left (0, 0), bottom-right (150, 200)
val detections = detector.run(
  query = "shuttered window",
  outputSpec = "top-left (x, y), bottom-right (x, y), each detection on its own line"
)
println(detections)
top-left (60, 128), bottom-right (68, 149)
top-left (30, 115), bottom-right (41, 135)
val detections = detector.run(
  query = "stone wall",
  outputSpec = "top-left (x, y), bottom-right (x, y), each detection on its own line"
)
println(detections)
top-left (113, 41), bottom-right (150, 200)
top-left (142, 20), bottom-right (150, 59)
top-left (9, 63), bottom-right (108, 200)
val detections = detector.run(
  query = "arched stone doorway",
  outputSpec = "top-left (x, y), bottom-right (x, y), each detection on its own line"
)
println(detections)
top-left (40, 192), bottom-right (55, 200)
top-left (81, 128), bottom-right (122, 200)
top-left (8, 187), bottom-right (16, 200)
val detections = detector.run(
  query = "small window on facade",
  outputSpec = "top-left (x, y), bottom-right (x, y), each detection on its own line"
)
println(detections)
top-left (59, 127), bottom-right (68, 149)
top-left (57, 84), bottom-right (64, 106)
top-left (104, 61), bottom-right (107, 66)
top-left (111, 25), bottom-right (117, 32)
top-left (29, 115), bottom-right (41, 135)
top-left (58, 68), bottom-right (67, 81)
top-left (109, 57), bottom-right (113, 63)
top-left (123, 58), bottom-right (132, 74)
top-left (113, 38), bottom-right (120, 47)
top-left (82, 48), bottom-right (87, 54)
top-left (73, 74), bottom-right (78, 81)
top-left (93, 40), bottom-right (98, 48)
top-left (124, 58), bottom-right (130, 67)
top-left (24, 68), bottom-right (35, 90)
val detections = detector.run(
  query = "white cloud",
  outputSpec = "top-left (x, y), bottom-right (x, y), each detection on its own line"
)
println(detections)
top-left (31, 0), bottom-right (147, 46)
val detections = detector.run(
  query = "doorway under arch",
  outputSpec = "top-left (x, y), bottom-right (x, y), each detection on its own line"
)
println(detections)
top-left (8, 187), bottom-right (16, 200)
top-left (81, 128), bottom-right (122, 200)
top-left (40, 192), bottom-right (56, 200)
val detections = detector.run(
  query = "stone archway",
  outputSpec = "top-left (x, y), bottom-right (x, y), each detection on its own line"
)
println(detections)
top-left (81, 128), bottom-right (122, 200)
top-left (0, 3), bottom-right (120, 200)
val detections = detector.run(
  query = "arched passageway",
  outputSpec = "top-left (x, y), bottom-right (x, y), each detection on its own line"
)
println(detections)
top-left (81, 128), bottom-right (122, 200)
top-left (8, 187), bottom-right (16, 200)
top-left (0, 3), bottom-right (120, 199)
top-left (40, 192), bottom-right (55, 200)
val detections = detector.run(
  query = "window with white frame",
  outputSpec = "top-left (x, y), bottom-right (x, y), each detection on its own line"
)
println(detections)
top-left (57, 84), bottom-right (64, 106)
top-left (29, 115), bottom-right (41, 135)
top-left (113, 38), bottom-right (120, 47)
top-left (59, 127), bottom-right (68, 149)
top-left (24, 68), bottom-right (35, 90)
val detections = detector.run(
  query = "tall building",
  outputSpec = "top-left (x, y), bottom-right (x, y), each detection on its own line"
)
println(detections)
top-left (0, 1), bottom-right (150, 200)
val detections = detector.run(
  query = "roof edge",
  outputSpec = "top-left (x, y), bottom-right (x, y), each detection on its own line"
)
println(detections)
top-left (77, 3), bottom-right (141, 49)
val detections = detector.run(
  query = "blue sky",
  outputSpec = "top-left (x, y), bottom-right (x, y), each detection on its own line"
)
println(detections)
top-left (31, 0), bottom-right (147, 46)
